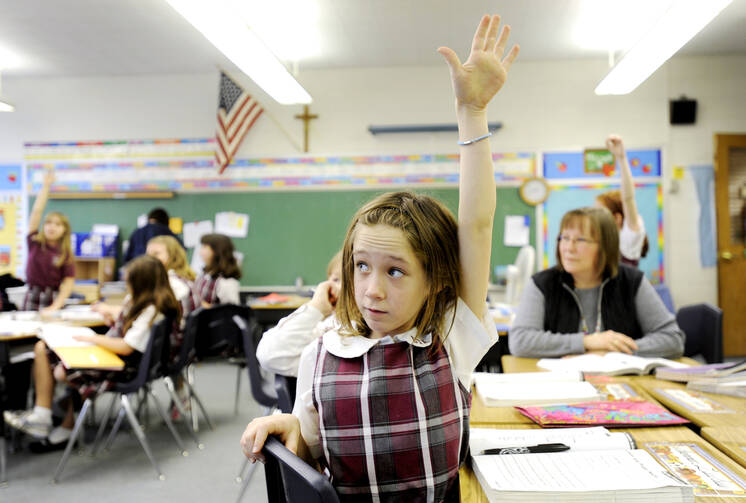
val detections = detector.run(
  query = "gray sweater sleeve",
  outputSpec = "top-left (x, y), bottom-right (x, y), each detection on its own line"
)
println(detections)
top-left (632, 278), bottom-right (685, 358)
top-left (508, 280), bottom-right (586, 357)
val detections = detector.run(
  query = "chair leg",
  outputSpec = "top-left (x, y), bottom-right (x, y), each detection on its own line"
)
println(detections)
top-left (121, 394), bottom-right (164, 481)
top-left (147, 388), bottom-right (188, 456)
top-left (164, 376), bottom-right (203, 449)
top-left (234, 365), bottom-right (242, 415)
top-left (91, 393), bottom-right (119, 457)
top-left (52, 398), bottom-right (92, 483)
top-left (0, 436), bottom-right (7, 486)
top-left (184, 376), bottom-right (214, 432)
top-left (186, 365), bottom-right (202, 433)
top-left (103, 406), bottom-right (127, 452)
top-left (235, 461), bottom-right (260, 503)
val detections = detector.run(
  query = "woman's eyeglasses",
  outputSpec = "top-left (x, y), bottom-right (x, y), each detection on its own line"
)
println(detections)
top-left (557, 235), bottom-right (597, 247)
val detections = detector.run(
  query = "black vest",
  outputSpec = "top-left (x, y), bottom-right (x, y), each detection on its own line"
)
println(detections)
top-left (532, 264), bottom-right (645, 339)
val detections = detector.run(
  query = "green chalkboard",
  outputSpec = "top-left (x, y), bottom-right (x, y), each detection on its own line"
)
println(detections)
top-left (38, 187), bottom-right (535, 286)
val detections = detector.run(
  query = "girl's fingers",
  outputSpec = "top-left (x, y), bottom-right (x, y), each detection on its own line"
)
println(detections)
top-left (483, 15), bottom-right (501, 52)
top-left (494, 24), bottom-right (510, 57)
top-left (502, 44), bottom-right (520, 72)
top-left (470, 15), bottom-right (491, 54)
top-left (437, 46), bottom-right (462, 72)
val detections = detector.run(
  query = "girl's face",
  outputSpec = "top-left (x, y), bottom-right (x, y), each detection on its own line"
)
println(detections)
top-left (43, 215), bottom-right (66, 242)
top-left (352, 224), bottom-right (429, 339)
top-left (146, 242), bottom-right (170, 267)
top-left (558, 222), bottom-right (600, 279)
top-left (199, 244), bottom-right (214, 265)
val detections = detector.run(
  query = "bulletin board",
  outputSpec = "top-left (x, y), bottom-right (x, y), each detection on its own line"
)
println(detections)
top-left (24, 138), bottom-right (536, 193)
top-left (542, 149), bottom-right (663, 283)
top-left (0, 164), bottom-right (25, 277)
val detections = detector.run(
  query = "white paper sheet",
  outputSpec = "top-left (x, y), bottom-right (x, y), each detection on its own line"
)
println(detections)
top-left (38, 324), bottom-right (97, 348)
top-left (504, 215), bottom-right (530, 247)
top-left (214, 211), bottom-right (249, 238)
top-left (183, 220), bottom-right (213, 248)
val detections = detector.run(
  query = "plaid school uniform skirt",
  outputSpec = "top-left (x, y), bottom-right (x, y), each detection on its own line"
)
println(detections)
top-left (312, 339), bottom-right (470, 503)
top-left (22, 285), bottom-right (56, 310)
top-left (191, 274), bottom-right (219, 308)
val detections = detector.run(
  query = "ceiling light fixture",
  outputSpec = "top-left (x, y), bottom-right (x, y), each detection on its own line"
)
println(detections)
top-left (164, 0), bottom-right (312, 105)
top-left (595, 0), bottom-right (733, 95)
top-left (0, 71), bottom-right (14, 112)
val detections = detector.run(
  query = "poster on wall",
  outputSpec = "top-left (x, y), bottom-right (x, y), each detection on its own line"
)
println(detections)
top-left (0, 164), bottom-right (25, 278)
top-left (24, 138), bottom-right (536, 193)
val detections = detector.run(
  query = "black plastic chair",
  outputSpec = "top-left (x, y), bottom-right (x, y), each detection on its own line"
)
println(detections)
top-left (262, 436), bottom-right (339, 503)
top-left (274, 375), bottom-right (296, 414)
top-left (53, 316), bottom-right (178, 482)
top-left (678, 303), bottom-right (724, 364)
top-left (234, 314), bottom-right (279, 501)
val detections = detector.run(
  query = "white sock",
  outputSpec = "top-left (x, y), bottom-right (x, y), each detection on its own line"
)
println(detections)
top-left (47, 426), bottom-right (72, 444)
top-left (31, 406), bottom-right (53, 425)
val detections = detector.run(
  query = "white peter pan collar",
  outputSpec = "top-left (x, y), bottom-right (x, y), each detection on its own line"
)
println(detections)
top-left (322, 327), bottom-right (432, 359)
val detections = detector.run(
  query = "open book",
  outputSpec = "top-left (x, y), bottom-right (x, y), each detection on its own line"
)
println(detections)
top-left (39, 324), bottom-right (124, 370)
top-left (473, 371), bottom-right (602, 407)
top-left (656, 360), bottom-right (746, 383)
top-left (537, 352), bottom-right (689, 376)
top-left (471, 427), bottom-right (693, 503)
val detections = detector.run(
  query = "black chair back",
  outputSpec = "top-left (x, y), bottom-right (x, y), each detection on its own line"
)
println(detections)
top-left (234, 315), bottom-right (277, 409)
top-left (274, 375), bottom-right (296, 414)
top-left (114, 316), bottom-right (173, 395)
top-left (263, 436), bottom-right (339, 503)
top-left (678, 303), bottom-right (724, 364)
top-left (191, 305), bottom-right (253, 358)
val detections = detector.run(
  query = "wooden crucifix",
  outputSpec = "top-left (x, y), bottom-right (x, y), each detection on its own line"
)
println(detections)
top-left (294, 105), bottom-right (318, 153)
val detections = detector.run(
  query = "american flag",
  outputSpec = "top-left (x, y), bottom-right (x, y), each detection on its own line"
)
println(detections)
top-left (215, 72), bottom-right (263, 174)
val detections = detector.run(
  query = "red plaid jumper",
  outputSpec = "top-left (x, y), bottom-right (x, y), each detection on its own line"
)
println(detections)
top-left (191, 274), bottom-right (219, 309)
top-left (311, 338), bottom-right (470, 502)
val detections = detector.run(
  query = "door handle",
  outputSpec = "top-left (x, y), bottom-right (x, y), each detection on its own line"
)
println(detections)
top-left (720, 251), bottom-right (733, 262)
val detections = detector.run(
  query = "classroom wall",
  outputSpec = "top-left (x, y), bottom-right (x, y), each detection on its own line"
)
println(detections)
top-left (2, 54), bottom-right (746, 304)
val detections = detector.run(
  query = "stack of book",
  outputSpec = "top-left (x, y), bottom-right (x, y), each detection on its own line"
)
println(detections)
top-left (656, 360), bottom-right (746, 398)
top-left (472, 371), bottom-right (602, 407)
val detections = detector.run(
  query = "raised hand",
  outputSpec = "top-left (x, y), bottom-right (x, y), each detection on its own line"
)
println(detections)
top-left (42, 169), bottom-right (56, 186)
top-left (438, 14), bottom-right (520, 113)
top-left (605, 134), bottom-right (626, 159)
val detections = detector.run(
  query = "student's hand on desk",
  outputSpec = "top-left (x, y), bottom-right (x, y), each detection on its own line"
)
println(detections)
top-left (309, 280), bottom-right (339, 317)
top-left (240, 413), bottom-right (302, 464)
top-left (583, 330), bottom-right (637, 354)
top-left (72, 334), bottom-right (94, 343)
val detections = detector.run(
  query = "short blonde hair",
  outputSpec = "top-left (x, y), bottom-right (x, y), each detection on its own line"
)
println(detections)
top-left (148, 235), bottom-right (195, 281)
top-left (556, 207), bottom-right (620, 278)
top-left (337, 191), bottom-right (460, 344)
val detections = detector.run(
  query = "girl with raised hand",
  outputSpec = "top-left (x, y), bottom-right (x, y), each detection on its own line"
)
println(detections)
top-left (240, 14), bottom-right (518, 502)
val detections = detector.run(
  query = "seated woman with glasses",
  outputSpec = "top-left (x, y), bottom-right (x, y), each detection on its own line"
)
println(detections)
top-left (509, 207), bottom-right (684, 358)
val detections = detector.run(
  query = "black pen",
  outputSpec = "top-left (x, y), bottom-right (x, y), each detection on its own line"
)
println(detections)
top-left (479, 443), bottom-right (570, 455)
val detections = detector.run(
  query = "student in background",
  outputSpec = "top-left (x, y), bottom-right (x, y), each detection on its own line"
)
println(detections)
top-left (23, 170), bottom-right (75, 313)
top-left (241, 14), bottom-right (512, 500)
top-left (4, 255), bottom-right (180, 450)
top-left (123, 207), bottom-right (182, 264)
top-left (256, 251), bottom-right (342, 377)
top-left (596, 134), bottom-right (649, 267)
top-left (509, 207), bottom-right (684, 359)
top-left (192, 233), bottom-right (241, 308)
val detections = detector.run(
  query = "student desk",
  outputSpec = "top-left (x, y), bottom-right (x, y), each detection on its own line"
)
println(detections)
top-left (701, 427), bottom-right (746, 470)
top-left (248, 295), bottom-right (309, 332)
top-left (636, 377), bottom-right (746, 428)
top-left (460, 422), bottom-right (746, 502)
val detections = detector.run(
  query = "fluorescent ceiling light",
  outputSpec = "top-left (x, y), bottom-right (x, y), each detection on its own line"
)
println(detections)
top-left (595, 0), bottom-right (733, 95)
top-left (165, 0), bottom-right (312, 105)
top-left (0, 71), bottom-right (13, 112)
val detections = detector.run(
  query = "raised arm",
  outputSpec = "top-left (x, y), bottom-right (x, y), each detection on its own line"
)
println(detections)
top-left (28, 170), bottom-right (55, 233)
top-left (439, 14), bottom-right (519, 317)
top-left (606, 135), bottom-right (641, 232)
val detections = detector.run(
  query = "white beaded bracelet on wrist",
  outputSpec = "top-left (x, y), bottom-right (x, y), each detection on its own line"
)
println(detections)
top-left (457, 132), bottom-right (492, 146)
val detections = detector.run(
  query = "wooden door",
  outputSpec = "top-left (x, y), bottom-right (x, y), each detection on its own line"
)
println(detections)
top-left (715, 134), bottom-right (746, 357)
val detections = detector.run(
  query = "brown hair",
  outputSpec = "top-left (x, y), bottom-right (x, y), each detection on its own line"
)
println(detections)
top-left (122, 255), bottom-right (181, 336)
top-left (148, 235), bottom-right (196, 281)
top-left (326, 250), bottom-right (342, 279)
top-left (556, 207), bottom-right (620, 279)
top-left (596, 190), bottom-right (649, 258)
top-left (200, 233), bottom-right (241, 279)
top-left (33, 211), bottom-right (73, 267)
top-left (337, 191), bottom-right (460, 344)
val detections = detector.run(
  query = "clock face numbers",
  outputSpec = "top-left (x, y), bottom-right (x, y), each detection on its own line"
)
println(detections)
top-left (520, 178), bottom-right (550, 206)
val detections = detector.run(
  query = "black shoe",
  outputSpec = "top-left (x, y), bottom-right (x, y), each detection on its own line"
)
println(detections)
top-left (29, 437), bottom-right (69, 454)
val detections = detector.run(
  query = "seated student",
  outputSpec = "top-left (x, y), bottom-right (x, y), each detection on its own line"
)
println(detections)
top-left (4, 255), bottom-right (180, 450)
top-left (256, 251), bottom-right (342, 377)
top-left (596, 135), bottom-right (649, 267)
top-left (123, 207), bottom-right (183, 264)
top-left (241, 14), bottom-right (512, 501)
top-left (192, 233), bottom-right (241, 308)
top-left (509, 207), bottom-right (684, 359)
top-left (24, 170), bottom-right (76, 313)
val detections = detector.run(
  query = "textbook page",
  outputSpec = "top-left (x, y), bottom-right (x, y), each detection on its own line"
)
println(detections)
top-left (470, 426), bottom-right (634, 453)
top-left (38, 324), bottom-right (97, 348)
top-left (474, 449), bottom-right (689, 492)
top-left (538, 352), bottom-right (688, 375)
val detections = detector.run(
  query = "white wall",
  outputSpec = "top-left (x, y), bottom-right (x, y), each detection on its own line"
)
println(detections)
top-left (1, 54), bottom-right (745, 306)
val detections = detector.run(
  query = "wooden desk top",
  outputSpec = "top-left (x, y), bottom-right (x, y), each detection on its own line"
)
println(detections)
top-left (701, 427), bottom-right (746, 470)
top-left (248, 294), bottom-right (308, 310)
top-left (636, 377), bottom-right (746, 428)
top-left (460, 424), bottom-right (746, 502)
